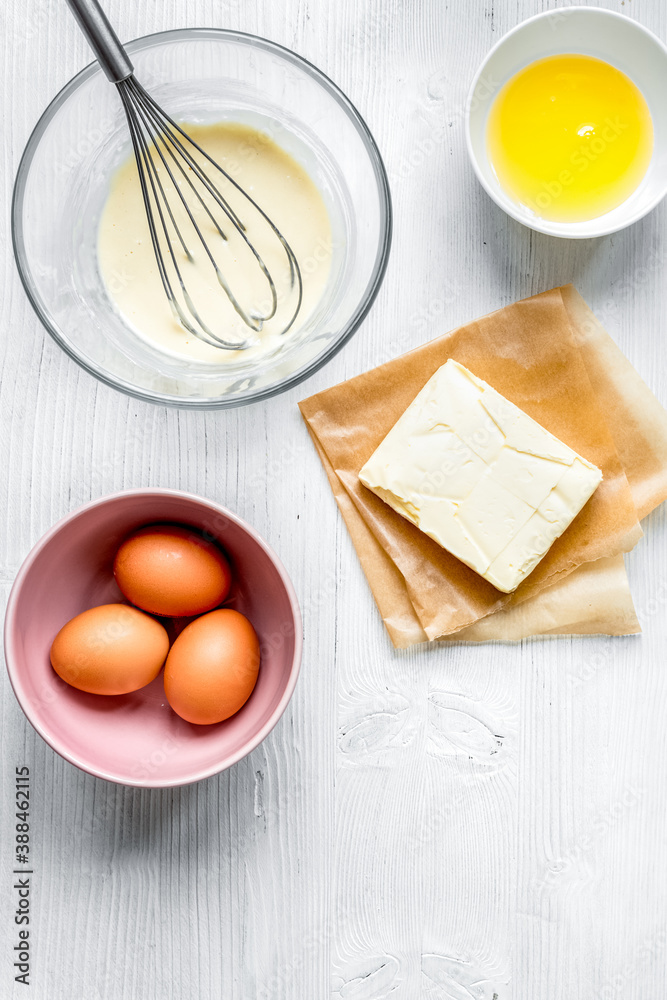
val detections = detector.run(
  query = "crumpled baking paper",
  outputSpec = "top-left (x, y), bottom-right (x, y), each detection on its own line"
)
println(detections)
top-left (299, 287), bottom-right (667, 647)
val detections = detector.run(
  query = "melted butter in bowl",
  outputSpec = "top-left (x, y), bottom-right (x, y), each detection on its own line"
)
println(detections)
top-left (97, 122), bottom-right (332, 365)
top-left (486, 54), bottom-right (654, 223)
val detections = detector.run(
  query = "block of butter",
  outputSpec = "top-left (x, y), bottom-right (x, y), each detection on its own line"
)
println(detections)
top-left (358, 360), bottom-right (602, 593)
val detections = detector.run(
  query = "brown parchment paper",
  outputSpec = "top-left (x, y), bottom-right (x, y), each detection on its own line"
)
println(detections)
top-left (300, 286), bottom-right (644, 641)
top-left (561, 286), bottom-right (667, 520)
top-left (305, 412), bottom-right (640, 647)
top-left (301, 286), bottom-right (667, 646)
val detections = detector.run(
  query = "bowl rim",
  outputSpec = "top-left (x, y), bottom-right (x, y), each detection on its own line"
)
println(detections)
top-left (465, 6), bottom-right (667, 239)
top-left (3, 488), bottom-right (303, 787)
top-left (12, 26), bottom-right (393, 408)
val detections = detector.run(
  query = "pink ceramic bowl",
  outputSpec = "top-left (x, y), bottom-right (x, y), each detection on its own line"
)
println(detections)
top-left (4, 489), bottom-right (302, 787)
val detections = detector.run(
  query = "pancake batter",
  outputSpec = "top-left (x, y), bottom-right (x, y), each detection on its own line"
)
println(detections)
top-left (98, 122), bottom-right (332, 363)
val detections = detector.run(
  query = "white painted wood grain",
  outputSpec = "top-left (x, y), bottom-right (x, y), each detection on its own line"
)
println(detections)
top-left (2, 0), bottom-right (667, 997)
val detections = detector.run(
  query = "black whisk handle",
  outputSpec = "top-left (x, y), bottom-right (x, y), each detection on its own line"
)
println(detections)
top-left (65, 0), bottom-right (134, 82)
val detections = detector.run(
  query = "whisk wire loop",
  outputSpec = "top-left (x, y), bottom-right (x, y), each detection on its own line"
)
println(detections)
top-left (112, 73), bottom-right (304, 351)
top-left (127, 80), bottom-right (304, 333)
top-left (127, 79), bottom-right (278, 334)
top-left (117, 83), bottom-right (235, 350)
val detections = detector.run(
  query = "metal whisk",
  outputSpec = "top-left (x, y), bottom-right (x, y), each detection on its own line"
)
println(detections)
top-left (66, 0), bottom-right (302, 350)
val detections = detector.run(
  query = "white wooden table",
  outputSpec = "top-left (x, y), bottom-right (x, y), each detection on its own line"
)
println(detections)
top-left (2, 1), bottom-right (667, 997)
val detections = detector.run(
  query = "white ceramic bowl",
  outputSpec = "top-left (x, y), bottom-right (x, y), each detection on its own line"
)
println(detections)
top-left (465, 7), bottom-right (667, 238)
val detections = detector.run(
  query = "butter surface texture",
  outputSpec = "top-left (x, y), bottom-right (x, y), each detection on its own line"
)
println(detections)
top-left (358, 360), bottom-right (602, 592)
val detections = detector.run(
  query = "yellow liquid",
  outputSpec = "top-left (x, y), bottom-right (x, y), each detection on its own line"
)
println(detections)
top-left (486, 54), bottom-right (653, 222)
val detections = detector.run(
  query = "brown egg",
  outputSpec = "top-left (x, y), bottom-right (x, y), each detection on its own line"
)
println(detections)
top-left (164, 609), bottom-right (260, 725)
top-left (50, 604), bottom-right (169, 695)
top-left (114, 525), bottom-right (232, 617)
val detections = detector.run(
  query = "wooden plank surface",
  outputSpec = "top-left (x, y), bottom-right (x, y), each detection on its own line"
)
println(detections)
top-left (1, 0), bottom-right (667, 997)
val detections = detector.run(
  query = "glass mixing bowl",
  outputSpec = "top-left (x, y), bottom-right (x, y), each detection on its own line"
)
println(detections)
top-left (12, 28), bottom-right (392, 408)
